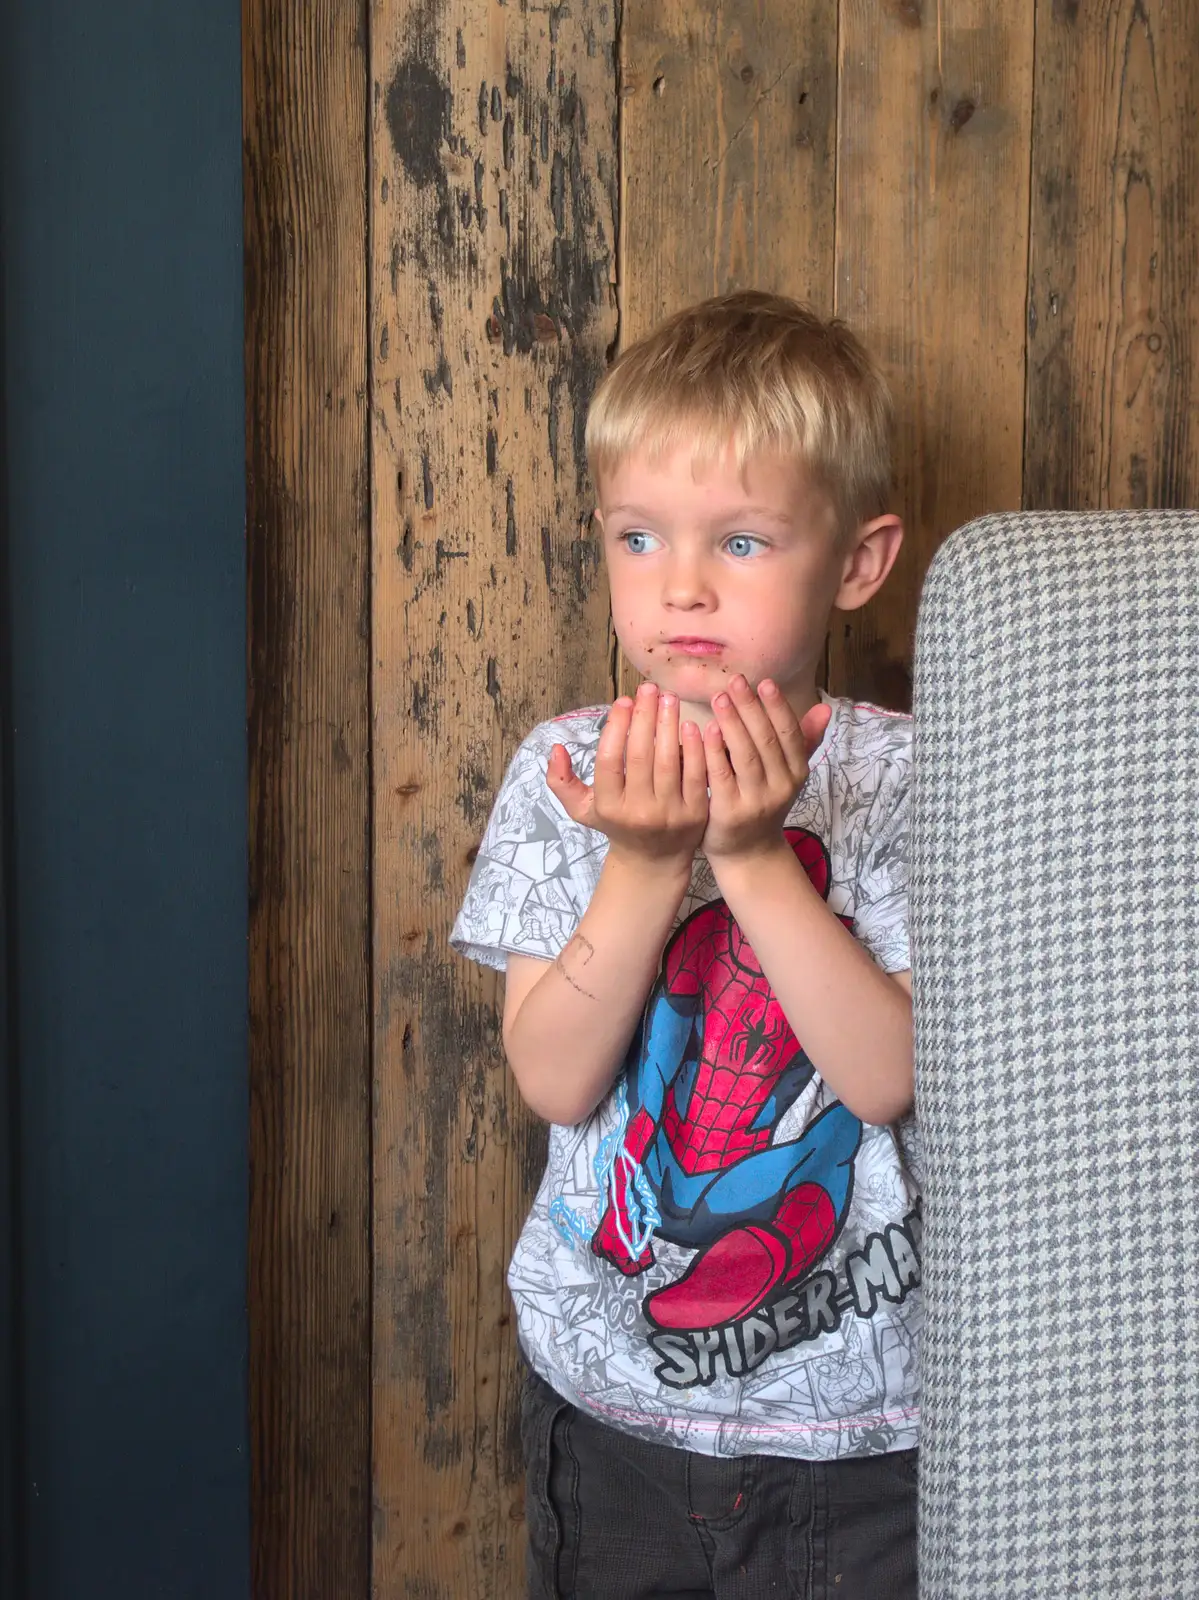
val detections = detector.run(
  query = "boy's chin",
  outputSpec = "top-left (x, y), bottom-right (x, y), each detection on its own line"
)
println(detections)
top-left (636, 655), bottom-right (738, 693)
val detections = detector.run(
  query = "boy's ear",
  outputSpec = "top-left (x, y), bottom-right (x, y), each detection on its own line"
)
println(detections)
top-left (835, 514), bottom-right (904, 612)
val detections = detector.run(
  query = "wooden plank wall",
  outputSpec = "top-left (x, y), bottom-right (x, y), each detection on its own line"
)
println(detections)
top-left (246, 2), bottom-right (1199, 1596)
top-left (369, 3), bottom-right (618, 1596)
top-left (831, 0), bottom-right (1035, 703)
top-left (1025, 1), bottom-right (1199, 509)
top-left (243, 1), bottom-right (372, 1596)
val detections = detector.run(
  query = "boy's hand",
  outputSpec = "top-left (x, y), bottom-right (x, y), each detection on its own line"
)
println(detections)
top-left (547, 682), bottom-right (708, 870)
top-left (702, 676), bottom-right (831, 863)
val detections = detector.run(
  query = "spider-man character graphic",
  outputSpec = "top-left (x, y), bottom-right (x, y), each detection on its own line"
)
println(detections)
top-left (591, 828), bottom-right (861, 1332)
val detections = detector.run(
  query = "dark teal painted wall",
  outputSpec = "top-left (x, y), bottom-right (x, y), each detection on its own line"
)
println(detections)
top-left (0, 2), bottom-right (250, 1595)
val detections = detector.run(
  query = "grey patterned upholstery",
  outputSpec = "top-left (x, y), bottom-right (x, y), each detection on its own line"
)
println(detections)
top-left (910, 512), bottom-right (1199, 1598)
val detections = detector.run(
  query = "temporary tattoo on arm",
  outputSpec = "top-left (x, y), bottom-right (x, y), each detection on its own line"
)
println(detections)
top-left (554, 934), bottom-right (599, 1001)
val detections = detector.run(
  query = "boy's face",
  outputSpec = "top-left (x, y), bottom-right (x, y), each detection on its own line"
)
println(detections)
top-left (596, 443), bottom-right (864, 726)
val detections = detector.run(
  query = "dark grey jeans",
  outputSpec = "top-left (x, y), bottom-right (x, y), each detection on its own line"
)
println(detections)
top-left (520, 1369), bottom-right (917, 1600)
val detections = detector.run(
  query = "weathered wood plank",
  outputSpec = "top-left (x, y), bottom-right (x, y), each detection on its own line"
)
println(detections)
top-left (369, 1), bottom-right (618, 1593)
top-left (832, 0), bottom-right (1035, 708)
top-left (617, 0), bottom-right (839, 697)
top-left (620, 0), bottom-right (839, 339)
top-left (244, 1), bottom-right (373, 1595)
top-left (1025, 0), bottom-right (1199, 510)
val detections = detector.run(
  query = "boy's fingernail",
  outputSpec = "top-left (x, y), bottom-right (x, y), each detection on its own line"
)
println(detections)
top-left (660, 692), bottom-right (676, 708)
top-left (638, 681), bottom-right (655, 697)
top-left (714, 693), bottom-right (730, 710)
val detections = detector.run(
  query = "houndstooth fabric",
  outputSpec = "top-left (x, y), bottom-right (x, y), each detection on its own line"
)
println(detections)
top-left (910, 512), bottom-right (1199, 1599)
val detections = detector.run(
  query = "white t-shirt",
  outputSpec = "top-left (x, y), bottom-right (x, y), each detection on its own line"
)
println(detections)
top-left (451, 695), bottom-right (922, 1460)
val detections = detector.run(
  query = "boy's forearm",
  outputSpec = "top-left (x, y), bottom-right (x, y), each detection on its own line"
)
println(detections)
top-left (504, 851), bottom-right (691, 1124)
top-left (710, 844), bottom-right (913, 1125)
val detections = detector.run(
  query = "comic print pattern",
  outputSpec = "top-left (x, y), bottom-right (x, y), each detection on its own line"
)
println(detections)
top-left (451, 697), bottom-right (921, 1460)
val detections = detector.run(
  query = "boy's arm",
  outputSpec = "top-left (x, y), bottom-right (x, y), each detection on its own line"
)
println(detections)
top-left (708, 850), bottom-right (912, 1125)
top-left (503, 684), bottom-right (706, 1125)
top-left (704, 676), bottom-right (913, 1126)
top-left (503, 853), bottom-right (690, 1124)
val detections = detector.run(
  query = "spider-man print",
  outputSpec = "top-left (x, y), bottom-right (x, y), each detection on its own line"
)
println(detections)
top-left (591, 828), bottom-right (862, 1332)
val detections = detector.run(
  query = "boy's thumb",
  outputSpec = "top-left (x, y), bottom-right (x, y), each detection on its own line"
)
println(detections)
top-left (800, 701), bottom-right (833, 755)
top-left (546, 744), bottom-right (590, 821)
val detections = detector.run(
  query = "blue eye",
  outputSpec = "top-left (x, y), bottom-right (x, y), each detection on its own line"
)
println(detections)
top-left (623, 530), bottom-right (660, 555)
top-left (726, 534), bottom-right (765, 559)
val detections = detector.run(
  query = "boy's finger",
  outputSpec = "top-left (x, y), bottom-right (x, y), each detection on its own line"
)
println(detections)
top-left (680, 720), bottom-right (709, 812)
top-left (703, 719), bottom-right (738, 793)
top-left (546, 744), bottom-right (594, 824)
top-left (729, 675), bottom-right (789, 777)
top-left (711, 689), bottom-right (763, 781)
top-left (593, 698), bottom-right (633, 804)
top-left (624, 682), bottom-right (658, 794)
top-left (758, 679), bottom-right (808, 776)
top-left (653, 692), bottom-right (682, 797)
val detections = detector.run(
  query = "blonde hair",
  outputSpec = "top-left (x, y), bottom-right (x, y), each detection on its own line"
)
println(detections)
top-left (586, 291), bottom-right (894, 534)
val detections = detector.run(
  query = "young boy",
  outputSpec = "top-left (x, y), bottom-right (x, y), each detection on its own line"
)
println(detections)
top-left (452, 292), bottom-right (920, 1599)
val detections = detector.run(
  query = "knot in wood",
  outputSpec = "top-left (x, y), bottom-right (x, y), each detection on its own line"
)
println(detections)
top-left (950, 97), bottom-right (976, 133)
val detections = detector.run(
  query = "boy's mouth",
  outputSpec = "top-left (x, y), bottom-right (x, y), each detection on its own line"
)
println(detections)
top-left (665, 637), bottom-right (725, 657)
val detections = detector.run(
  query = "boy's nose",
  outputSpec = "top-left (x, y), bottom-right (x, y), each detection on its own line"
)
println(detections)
top-left (662, 555), bottom-right (715, 610)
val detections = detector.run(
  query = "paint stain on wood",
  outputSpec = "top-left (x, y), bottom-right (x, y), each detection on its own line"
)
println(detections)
top-left (385, 59), bottom-right (451, 189)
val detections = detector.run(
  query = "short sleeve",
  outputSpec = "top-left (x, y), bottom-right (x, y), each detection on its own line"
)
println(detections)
top-left (449, 713), bottom-right (609, 971)
top-left (851, 740), bottom-right (911, 975)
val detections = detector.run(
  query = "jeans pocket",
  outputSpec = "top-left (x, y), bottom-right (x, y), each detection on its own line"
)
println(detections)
top-left (799, 1452), bottom-right (918, 1600)
top-left (874, 1446), bottom-right (919, 1488)
top-left (520, 1372), bottom-right (575, 1599)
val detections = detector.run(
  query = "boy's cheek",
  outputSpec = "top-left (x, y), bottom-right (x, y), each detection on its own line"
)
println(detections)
top-left (609, 611), bottom-right (648, 659)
